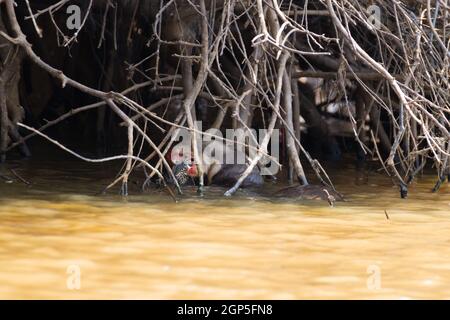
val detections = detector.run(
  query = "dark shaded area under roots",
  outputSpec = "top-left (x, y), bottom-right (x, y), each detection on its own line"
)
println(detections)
top-left (0, 0), bottom-right (448, 198)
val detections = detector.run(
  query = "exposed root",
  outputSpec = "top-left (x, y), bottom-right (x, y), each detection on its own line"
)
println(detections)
top-left (0, 0), bottom-right (447, 199)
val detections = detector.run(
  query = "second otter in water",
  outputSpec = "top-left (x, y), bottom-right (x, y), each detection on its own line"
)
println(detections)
top-left (274, 184), bottom-right (344, 205)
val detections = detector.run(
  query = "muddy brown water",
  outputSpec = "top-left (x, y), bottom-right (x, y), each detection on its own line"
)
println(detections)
top-left (0, 153), bottom-right (449, 299)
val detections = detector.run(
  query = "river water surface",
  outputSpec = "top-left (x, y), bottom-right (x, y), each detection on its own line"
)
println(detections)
top-left (0, 153), bottom-right (449, 299)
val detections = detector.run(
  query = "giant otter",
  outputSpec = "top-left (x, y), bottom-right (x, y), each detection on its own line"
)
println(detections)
top-left (170, 160), bottom-right (263, 188)
top-left (274, 184), bottom-right (344, 204)
top-left (205, 163), bottom-right (263, 188)
top-left (166, 139), bottom-right (264, 188)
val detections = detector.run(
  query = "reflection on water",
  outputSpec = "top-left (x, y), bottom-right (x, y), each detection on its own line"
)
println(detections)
top-left (0, 154), bottom-right (449, 299)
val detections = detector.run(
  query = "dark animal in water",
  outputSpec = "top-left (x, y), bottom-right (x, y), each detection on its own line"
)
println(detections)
top-left (167, 140), bottom-right (264, 188)
top-left (206, 164), bottom-right (264, 188)
top-left (274, 184), bottom-right (344, 204)
top-left (199, 140), bottom-right (264, 188)
top-left (170, 161), bottom-right (263, 188)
